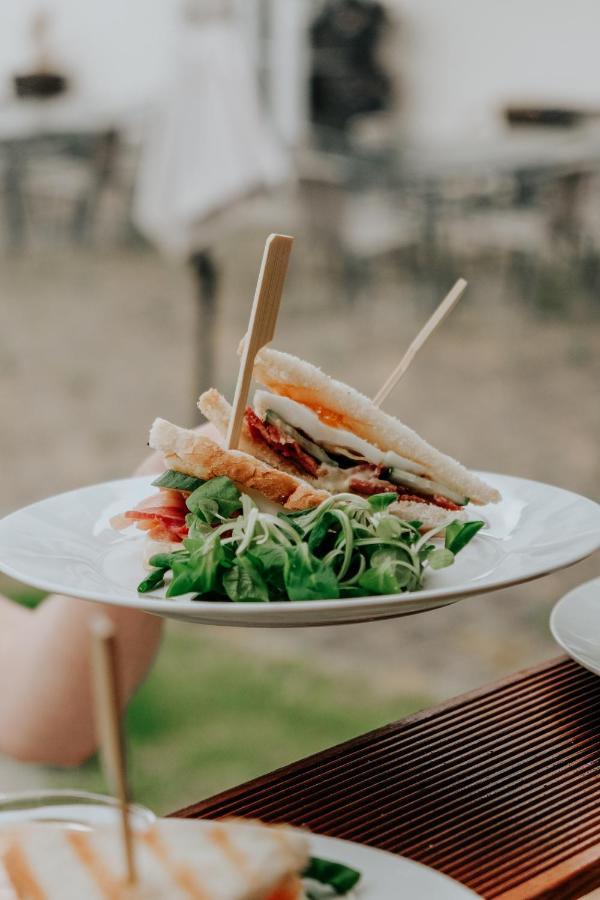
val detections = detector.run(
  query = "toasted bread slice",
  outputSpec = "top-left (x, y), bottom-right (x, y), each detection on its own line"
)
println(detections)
top-left (149, 418), bottom-right (329, 511)
top-left (252, 347), bottom-right (500, 506)
top-left (0, 818), bottom-right (308, 899)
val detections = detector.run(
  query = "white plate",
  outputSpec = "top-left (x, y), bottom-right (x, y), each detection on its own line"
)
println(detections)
top-left (0, 790), bottom-right (155, 831)
top-left (0, 473), bottom-right (598, 627)
top-left (306, 831), bottom-right (480, 898)
top-left (550, 577), bottom-right (600, 675)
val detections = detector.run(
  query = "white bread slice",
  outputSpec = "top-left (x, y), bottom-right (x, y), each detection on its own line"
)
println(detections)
top-left (149, 418), bottom-right (329, 511)
top-left (198, 388), bottom-right (309, 482)
top-left (252, 347), bottom-right (500, 506)
top-left (198, 391), bottom-right (466, 528)
top-left (0, 818), bottom-right (307, 899)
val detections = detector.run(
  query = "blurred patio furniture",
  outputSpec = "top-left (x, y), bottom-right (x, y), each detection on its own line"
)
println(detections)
top-left (0, 95), bottom-right (126, 249)
top-left (297, 122), bottom-right (600, 306)
top-left (400, 128), bottom-right (600, 249)
top-left (174, 655), bottom-right (600, 899)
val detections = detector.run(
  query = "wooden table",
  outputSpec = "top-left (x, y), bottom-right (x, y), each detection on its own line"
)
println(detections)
top-left (173, 656), bottom-right (600, 899)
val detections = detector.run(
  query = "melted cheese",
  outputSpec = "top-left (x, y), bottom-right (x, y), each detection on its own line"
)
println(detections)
top-left (315, 466), bottom-right (357, 493)
top-left (254, 390), bottom-right (427, 476)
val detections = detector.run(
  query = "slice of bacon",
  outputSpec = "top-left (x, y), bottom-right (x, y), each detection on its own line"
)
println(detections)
top-left (124, 508), bottom-right (186, 523)
top-left (120, 488), bottom-right (190, 543)
top-left (137, 490), bottom-right (189, 510)
top-left (348, 476), bottom-right (397, 496)
top-left (348, 476), bottom-right (462, 511)
top-left (147, 520), bottom-right (189, 542)
top-left (245, 408), bottom-right (321, 477)
top-left (124, 510), bottom-right (188, 542)
top-left (430, 494), bottom-right (462, 512)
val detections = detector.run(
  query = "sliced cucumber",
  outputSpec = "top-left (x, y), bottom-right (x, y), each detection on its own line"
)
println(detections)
top-left (265, 410), bottom-right (337, 466)
top-left (152, 470), bottom-right (205, 493)
top-left (387, 468), bottom-right (467, 506)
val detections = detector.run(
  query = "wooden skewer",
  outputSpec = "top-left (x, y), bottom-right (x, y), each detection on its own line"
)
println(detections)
top-left (90, 616), bottom-right (137, 885)
top-left (372, 278), bottom-right (468, 408)
top-left (226, 233), bottom-right (294, 449)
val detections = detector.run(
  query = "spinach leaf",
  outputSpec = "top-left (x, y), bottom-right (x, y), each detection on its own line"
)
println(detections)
top-left (182, 537), bottom-right (207, 554)
top-left (418, 543), bottom-right (435, 563)
top-left (371, 547), bottom-right (411, 567)
top-left (185, 512), bottom-right (215, 538)
top-left (284, 544), bottom-right (340, 601)
top-left (308, 511), bottom-right (338, 554)
top-left (444, 521), bottom-right (462, 550)
top-left (152, 470), bottom-right (204, 493)
top-left (186, 499), bottom-right (220, 526)
top-left (445, 520), bottom-right (485, 554)
top-left (375, 516), bottom-right (409, 541)
top-left (303, 857), bottom-right (361, 895)
top-left (137, 568), bottom-right (167, 593)
top-left (367, 492), bottom-right (397, 511)
top-left (186, 476), bottom-right (241, 522)
top-left (148, 550), bottom-right (188, 569)
top-left (360, 562), bottom-right (413, 594)
top-left (428, 547), bottom-right (455, 570)
top-left (167, 539), bottom-right (226, 597)
top-left (223, 557), bottom-right (270, 602)
top-left (246, 544), bottom-right (288, 576)
top-left (245, 546), bottom-right (288, 599)
top-left (359, 547), bottom-right (413, 594)
top-left (358, 567), bottom-right (398, 595)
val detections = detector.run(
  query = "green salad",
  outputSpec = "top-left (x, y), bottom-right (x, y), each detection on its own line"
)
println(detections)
top-left (137, 472), bottom-right (484, 601)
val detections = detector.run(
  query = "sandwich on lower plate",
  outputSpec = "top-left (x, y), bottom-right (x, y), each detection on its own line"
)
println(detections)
top-left (198, 347), bottom-right (500, 528)
top-left (0, 817), bottom-right (308, 899)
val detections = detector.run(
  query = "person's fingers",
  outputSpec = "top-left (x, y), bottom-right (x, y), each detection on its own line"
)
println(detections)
top-left (133, 422), bottom-right (221, 477)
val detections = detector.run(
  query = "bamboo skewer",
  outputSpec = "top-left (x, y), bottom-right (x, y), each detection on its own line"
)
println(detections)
top-left (90, 617), bottom-right (137, 885)
top-left (372, 278), bottom-right (468, 408)
top-left (226, 233), bottom-right (294, 449)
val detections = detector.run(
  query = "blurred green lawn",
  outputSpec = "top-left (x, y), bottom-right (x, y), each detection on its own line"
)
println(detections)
top-left (3, 579), bottom-right (429, 815)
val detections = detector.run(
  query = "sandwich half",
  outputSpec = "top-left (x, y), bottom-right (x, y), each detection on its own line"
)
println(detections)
top-left (199, 347), bottom-right (500, 528)
top-left (0, 817), bottom-right (308, 899)
top-left (149, 418), bottom-right (329, 512)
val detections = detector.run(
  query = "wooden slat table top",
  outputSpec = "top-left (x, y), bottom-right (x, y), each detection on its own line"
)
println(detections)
top-left (172, 656), bottom-right (600, 899)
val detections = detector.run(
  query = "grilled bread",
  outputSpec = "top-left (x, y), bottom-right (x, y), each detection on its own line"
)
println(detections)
top-left (0, 818), bottom-right (308, 899)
